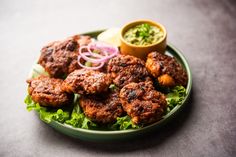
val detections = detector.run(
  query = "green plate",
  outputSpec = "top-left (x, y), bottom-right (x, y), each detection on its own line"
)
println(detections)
top-left (31, 30), bottom-right (192, 142)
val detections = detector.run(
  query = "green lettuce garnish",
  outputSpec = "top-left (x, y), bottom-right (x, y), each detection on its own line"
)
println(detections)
top-left (25, 63), bottom-right (187, 130)
top-left (65, 101), bottom-right (97, 129)
top-left (110, 115), bottom-right (140, 130)
top-left (65, 96), bottom-right (139, 130)
top-left (24, 85), bottom-right (186, 130)
top-left (24, 94), bottom-right (139, 130)
top-left (166, 86), bottom-right (186, 113)
top-left (24, 95), bottom-right (70, 123)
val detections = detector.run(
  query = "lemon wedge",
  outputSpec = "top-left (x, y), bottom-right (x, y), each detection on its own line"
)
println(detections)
top-left (97, 28), bottom-right (121, 47)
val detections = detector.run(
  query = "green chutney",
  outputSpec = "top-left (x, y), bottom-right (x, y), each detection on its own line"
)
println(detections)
top-left (123, 23), bottom-right (164, 46)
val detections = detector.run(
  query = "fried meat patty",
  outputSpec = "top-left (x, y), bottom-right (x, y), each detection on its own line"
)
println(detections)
top-left (120, 81), bottom-right (167, 125)
top-left (63, 69), bottom-right (112, 95)
top-left (27, 76), bottom-right (73, 107)
top-left (107, 55), bottom-right (151, 88)
top-left (146, 52), bottom-right (188, 87)
top-left (79, 92), bottom-right (123, 124)
top-left (38, 35), bottom-right (91, 78)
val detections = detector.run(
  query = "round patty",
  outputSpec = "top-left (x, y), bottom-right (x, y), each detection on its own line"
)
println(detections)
top-left (27, 76), bottom-right (73, 107)
top-left (79, 92), bottom-right (124, 124)
top-left (146, 52), bottom-right (188, 87)
top-left (120, 81), bottom-right (167, 125)
top-left (38, 35), bottom-right (91, 78)
top-left (107, 55), bottom-right (151, 88)
top-left (63, 69), bottom-right (112, 95)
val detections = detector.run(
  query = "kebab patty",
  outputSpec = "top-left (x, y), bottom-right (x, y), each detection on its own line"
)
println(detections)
top-left (63, 69), bottom-right (112, 95)
top-left (38, 35), bottom-right (91, 78)
top-left (146, 52), bottom-right (188, 87)
top-left (120, 81), bottom-right (167, 125)
top-left (107, 55), bottom-right (151, 88)
top-left (27, 76), bottom-right (73, 107)
top-left (79, 92), bottom-right (124, 124)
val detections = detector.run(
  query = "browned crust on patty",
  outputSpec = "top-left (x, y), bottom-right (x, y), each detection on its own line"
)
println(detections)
top-left (79, 92), bottom-right (124, 124)
top-left (146, 52), bottom-right (188, 87)
top-left (27, 76), bottom-right (73, 107)
top-left (38, 35), bottom-right (91, 78)
top-left (62, 69), bottom-right (112, 95)
top-left (107, 55), bottom-right (151, 88)
top-left (120, 81), bottom-right (167, 125)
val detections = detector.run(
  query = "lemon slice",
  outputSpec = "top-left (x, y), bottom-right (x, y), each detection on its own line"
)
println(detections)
top-left (97, 28), bottom-right (121, 47)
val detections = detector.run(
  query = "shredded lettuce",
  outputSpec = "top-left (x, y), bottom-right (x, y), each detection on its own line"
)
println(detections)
top-left (166, 86), bottom-right (186, 113)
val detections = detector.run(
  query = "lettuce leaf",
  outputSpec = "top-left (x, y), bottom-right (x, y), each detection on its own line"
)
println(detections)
top-left (65, 102), bottom-right (97, 129)
top-left (110, 115), bottom-right (140, 130)
top-left (65, 101), bottom-right (139, 130)
top-left (24, 85), bottom-right (186, 130)
top-left (24, 95), bottom-right (70, 123)
top-left (24, 95), bottom-right (41, 111)
top-left (166, 86), bottom-right (186, 113)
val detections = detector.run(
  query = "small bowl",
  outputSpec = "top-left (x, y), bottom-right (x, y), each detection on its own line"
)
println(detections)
top-left (120, 19), bottom-right (167, 60)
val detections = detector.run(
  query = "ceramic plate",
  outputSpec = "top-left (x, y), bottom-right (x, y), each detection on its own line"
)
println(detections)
top-left (29, 30), bottom-right (192, 142)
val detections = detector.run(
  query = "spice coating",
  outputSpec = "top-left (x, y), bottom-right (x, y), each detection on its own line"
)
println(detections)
top-left (63, 69), bottom-right (112, 95)
top-left (146, 52), bottom-right (188, 87)
top-left (79, 92), bottom-right (124, 124)
top-left (38, 35), bottom-right (91, 78)
top-left (120, 81), bottom-right (167, 124)
top-left (27, 76), bottom-right (73, 107)
top-left (107, 55), bottom-right (151, 88)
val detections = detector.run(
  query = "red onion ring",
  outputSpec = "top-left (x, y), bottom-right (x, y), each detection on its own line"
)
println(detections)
top-left (88, 42), bottom-right (119, 59)
top-left (79, 49), bottom-right (108, 63)
top-left (78, 41), bottom-right (119, 69)
top-left (77, 53), bottom-right (104, 70)
top-left (80, 45), bottom-right (107, 58)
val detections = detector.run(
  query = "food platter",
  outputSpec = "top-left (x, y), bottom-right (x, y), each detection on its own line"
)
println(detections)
top-left (27, 30), bottom-right (192, 141)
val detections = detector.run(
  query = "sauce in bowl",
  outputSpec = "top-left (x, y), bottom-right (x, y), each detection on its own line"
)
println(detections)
top-left (123, 23), bottom-right (164, 46)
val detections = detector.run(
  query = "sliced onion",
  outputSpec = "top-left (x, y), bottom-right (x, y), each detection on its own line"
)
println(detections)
top-left (88, 42), bottom-right (119, 59)
top-left (79, 51), bottom-right (108, 63)
top-left (79, 46), bottom-right (108, 63)
top-left (77, 53), bottom-right (104, 70)
top-left (80, 45), bottom-right (107, 58)
top-left (77, 41), bottom-right (119, 69)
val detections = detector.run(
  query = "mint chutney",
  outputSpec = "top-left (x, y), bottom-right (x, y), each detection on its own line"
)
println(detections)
top-left (123, 23), bottom-right (164, 46)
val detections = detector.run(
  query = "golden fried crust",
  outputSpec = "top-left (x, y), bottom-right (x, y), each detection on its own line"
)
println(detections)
top-left (158, 74), bottom-right (175, 87)
top-left (120, 81), bottom-right (167, 125)
top-left (27, 76), bottom-right (73, 107)
top-left (146, 52), bottom-right (188, 87)
top-left (62, 69), bottom-right (112, 95)
top-left (38, 35), bottom-right (91, 78)
top-left (107, 55), bottom-right (151, 88)
top-left (79, 92), bottom-right (124, 124)
top-left (146, 55), bottom-right (161, 78)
